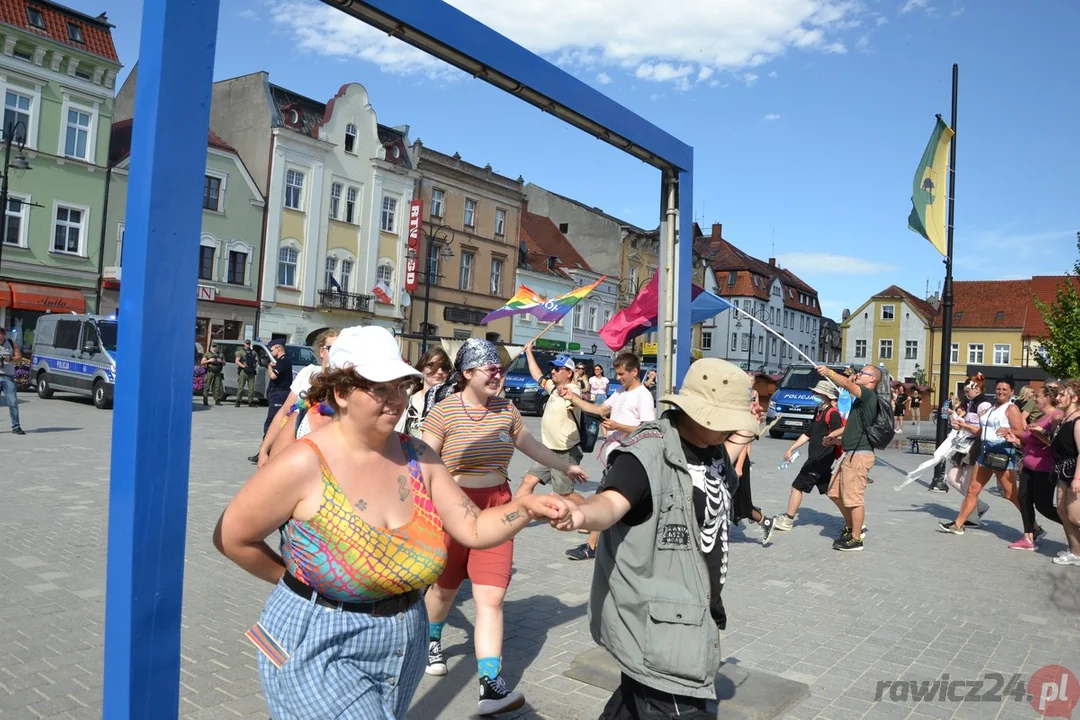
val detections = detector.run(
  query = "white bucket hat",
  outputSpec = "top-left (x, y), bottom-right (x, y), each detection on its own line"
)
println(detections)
top-left (328, 326), bottom-right (422, 382)
top-left (659, 358), bottom-right (761, 436)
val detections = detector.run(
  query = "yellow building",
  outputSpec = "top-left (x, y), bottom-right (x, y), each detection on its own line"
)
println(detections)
top-left (840, 285), bottom-right (937, 382)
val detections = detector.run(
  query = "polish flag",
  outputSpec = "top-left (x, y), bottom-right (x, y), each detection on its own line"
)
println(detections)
top-left (373, 280), bottom-right (393, 304)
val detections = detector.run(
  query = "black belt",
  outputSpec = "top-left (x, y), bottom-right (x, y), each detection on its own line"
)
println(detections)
top-left (282, 570), bottom-right (420, 616)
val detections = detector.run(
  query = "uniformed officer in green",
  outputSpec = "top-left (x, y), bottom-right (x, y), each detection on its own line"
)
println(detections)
top-left (201, 342), bottom-right (225, 406)
top-left (234, 339), bottom-right (258, 407)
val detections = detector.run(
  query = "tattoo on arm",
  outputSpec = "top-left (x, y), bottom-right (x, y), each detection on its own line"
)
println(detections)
top-left (397, 475), bottom-right (410, 502)
top-left (501, 510), bottom-right (523, 526)
top-left (460, 495), bottom-right (481, 520)
top-left (356, 498), bottom-right (367, 511)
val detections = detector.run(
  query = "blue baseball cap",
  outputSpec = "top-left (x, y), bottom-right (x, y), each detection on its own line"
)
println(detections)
top-left (548, 353), bottom-right (575, 372)
top-left (267, 338), bottom-right (285, 349)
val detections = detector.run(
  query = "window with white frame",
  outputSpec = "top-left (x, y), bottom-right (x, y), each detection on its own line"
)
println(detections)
top-left (495, 209), bottom-right (506, 236)
top-left (52, 204), bottom-right (85, 255)
top-left (464, 198), bottom-right (476, 227)
top-left (968, 343), bottom-right (984, 364)
top-left (324, 256), bottom-right (338, 290)
top-left (346, 187), bottom-right (358, 224)
top-left (741, 333), bottom-right (749, 352)
top-left (381, 196), bottom-right (397, 232)
top-left (458, 250), bottom-right (473, 290)
top-left (116, 222), bottom-right (124, 266)
top-left (277, 246), bottom-right (299, 287)
top-left (3, 194), bottom-right (27, 247)
top-left (701, 331), bottom-right (712, 351)
top-left (427, 244), bottom-right (442, 280)
top-left (344, 123), bottom-right (357, 153)
top-left (993, 344), bottom-right (1010, 365)
top-left (340, 258), bottom-right (353, 291)
top-left (203, 174), bottom-right (223, 212)
top-left (64, 106), bottom-right (91, 160)
top-left (376, 262), bottom-right (393, 288)
top-left (730, 332), bottom-right (738, 351)
top-left (881, 304), bottom-right (895, 320)
top-left (879, 339), bottom-right (893, 359)
top-left (855, 339), bottom-right (867, 358)
top-left (604, 307), bottom-right (612, 326)
top-left (284, 170), bottom-right (304, 210)
top-left (589, 305), bottom-right (598, 332)
top-left (574, 305), bottom-right (584, 330)
top-left (758, 336), bottom-right (764, 354)
top-left (489, 257), bottom-right (503, 296)
top-left (772, 337), bottom-right (778, 355)
top-left (227, 248), bottom-right (248, 285)
top-left (431, 189), bottom-right (445, 218)
top-left (905, 340), bottom-right (918, 360)
top-left (4, 91), bottom-right (30, 143)
top-left (198, 245), bottom-right (215, 281)
top-left (950, 343), bottom-right (959, 363)
top-left (329, 183), bottom-right (342, 219)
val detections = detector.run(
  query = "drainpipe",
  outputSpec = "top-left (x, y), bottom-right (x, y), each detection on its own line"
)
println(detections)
top-left (94, 163), bottom-right (113, 314)
top-left (253, 132), bottom-right (276, 339)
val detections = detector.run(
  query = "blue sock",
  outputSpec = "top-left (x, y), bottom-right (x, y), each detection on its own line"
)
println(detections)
top-left (429, 621), bottom-right (445, 641)
top-left (477, 657), bottom-right (501, 680)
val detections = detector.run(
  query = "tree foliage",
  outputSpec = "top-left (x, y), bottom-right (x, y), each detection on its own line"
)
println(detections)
top-left (1033, 233), bottom-right (1080, 379)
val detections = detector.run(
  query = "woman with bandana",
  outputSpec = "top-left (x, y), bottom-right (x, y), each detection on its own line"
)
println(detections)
top-left (420, 339), bottom-right (588, 716)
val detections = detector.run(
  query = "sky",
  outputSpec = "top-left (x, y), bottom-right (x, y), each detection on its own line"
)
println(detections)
top-left (77, 0), bottom-right (1078, 319)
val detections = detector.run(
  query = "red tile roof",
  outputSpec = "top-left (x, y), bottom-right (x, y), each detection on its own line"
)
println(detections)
top-left (519, 211), bottom-right (592, 278)
top-left (871, 285), bottom-right (938, 323)
top-left (108, 119), bottom-right (238, 166)
top-left (1024, 276), bottom-right (1079, 338)
top-left (0, 0), bottom-right (118, 62)
top-left (931, 280), bottom-right (1032, 330)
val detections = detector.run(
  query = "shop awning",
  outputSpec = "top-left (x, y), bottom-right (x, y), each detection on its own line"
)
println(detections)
top-left (6, 282), bottom-right (87, 313)
top-left (0, 282), bottom-right (10, 308)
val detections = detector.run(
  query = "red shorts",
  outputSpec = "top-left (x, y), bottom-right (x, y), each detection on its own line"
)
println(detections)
top-left (436, 482), bottom-right (514, 590)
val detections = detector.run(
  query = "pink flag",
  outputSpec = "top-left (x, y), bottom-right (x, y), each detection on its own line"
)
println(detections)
top-left (600, 274), bottom-right (659, 351)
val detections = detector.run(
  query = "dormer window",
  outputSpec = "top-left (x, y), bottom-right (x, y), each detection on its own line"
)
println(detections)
top-left (27, 7), bottom-right (45, 29)
top-left (67, 22), bottom-right (83, 43)
top-left (344, 123), bottom-right (356, 153)
top-left (75, 66), bottom-right (92, 81)
top-left (994, 311), bottom-right (1005, 322)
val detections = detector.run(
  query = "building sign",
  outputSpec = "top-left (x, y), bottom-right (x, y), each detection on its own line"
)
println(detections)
top-left (197, 285), bottom-right (217, 302)
top-left (404, 199), bottom-right (423, 292)
top-left (535, 339), bottom-right (566, 351)
top-left (642, 342), bottom-right (658, 355)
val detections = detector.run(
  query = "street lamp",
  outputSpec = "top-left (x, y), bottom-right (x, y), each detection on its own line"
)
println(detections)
top-left (0, 120), bottom-right (31, 276)
top-left (590, 343), bottom-right (597, 355)
top-left (734, 306), bottom-right (769, 373)
top-left (419, 224), bottom-right (455, 354)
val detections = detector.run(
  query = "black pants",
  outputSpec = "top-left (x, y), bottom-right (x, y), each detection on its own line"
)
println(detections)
top-left (1018, 467), bottom-right (1061, 533)
top-left (263, 388), bottom-right (289, 437)
top-left (600, 673), bottom-right (714, 720)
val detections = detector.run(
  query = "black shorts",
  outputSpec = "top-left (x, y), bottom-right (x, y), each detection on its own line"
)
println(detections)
top-left (792, 459), bottom-right (835, 494)
top-left (600, 673), bottom-right (714, 720)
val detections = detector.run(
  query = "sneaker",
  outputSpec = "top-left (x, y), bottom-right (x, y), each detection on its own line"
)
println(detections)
top-left (425, 639), bottom-right (447, 676)
top-left (1051, 552), bottom-right (1080, 567)
top-left (938, 521), bottom-right (964, 535)
top-left (477, 674), bottom-right (525, 715)
top-left (866, 476), bottom-right (875, 484)
top-left (773, 514), bottom-right (795, 532)
top-left (11, 427), bottom-right (24, 435)
top-left (1035, 526), bottom-right (1048, 543)
top-left (565, 543), bottom-right (596, 561)
top-left (928, 480), bottom-right (948, 493)
top-left (761, 517), bottom-right (776, 546)
top-left (1008, 537), bottom-right (1036, 551)
top-left (247, 454), bottom-right (260, 464)
top-left (839, 526), bottom-right (868, 539)
top-left (833, 536), bottom-right (864, 552)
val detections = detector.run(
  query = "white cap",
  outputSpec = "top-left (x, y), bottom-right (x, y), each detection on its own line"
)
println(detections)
top-left (328, 326), bottom-right (422, 383)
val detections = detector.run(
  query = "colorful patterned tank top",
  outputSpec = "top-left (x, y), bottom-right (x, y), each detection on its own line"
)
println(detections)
top-left (280, 436), bottom-right (447, 602)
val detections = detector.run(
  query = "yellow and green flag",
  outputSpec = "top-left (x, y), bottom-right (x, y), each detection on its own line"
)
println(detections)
top-left (907, 116), bottom-right (954, 256)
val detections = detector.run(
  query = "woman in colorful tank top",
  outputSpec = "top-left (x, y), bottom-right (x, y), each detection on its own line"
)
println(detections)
top-left (420, 339), bottom-right (588, 716)
top-left (214, 326), bottom-right (573, 719)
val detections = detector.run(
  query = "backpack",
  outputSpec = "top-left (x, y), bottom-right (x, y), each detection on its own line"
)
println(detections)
top-left (823, 406), bottom-right (846, 459)
top-left (863, 390), bottom-right (896, 450)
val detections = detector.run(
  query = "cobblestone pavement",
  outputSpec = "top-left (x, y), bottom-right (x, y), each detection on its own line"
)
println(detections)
top-left (0, 395), bottom-right (1077, 720)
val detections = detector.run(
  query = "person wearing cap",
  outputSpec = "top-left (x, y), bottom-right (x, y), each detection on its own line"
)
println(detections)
top-left (516, 341), bottom-right (588, 503)
top-left (201, 341), bottom-right (225, 406)
top-left (261, 338), bottom-right (293, 438)
top-left (234, 339), bottom-right (259, 408)
top-left (764, 379), bottom-right (846, 544)
top-left (549, 358), bottom-right (764, 719)
top-left (214, 326), bottom-right (574, 719)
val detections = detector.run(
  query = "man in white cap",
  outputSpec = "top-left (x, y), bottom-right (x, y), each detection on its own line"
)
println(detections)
top-left (764, 378), bottom-right (845, 544)
top-left (550, 358), bottom-right (763, 719)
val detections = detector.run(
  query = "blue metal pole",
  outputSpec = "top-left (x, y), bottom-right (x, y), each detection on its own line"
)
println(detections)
top-left (102, 0), bottom-right (220, 716)
top-left (675, 165), bottom-right (694, 385)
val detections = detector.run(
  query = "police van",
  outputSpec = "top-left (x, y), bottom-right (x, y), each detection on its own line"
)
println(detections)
top-left (31, 314), bottom-right (118, 409)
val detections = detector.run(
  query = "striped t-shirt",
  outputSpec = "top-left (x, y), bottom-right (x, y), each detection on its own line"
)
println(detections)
top-left (422, 394), bottom-right (524, 477)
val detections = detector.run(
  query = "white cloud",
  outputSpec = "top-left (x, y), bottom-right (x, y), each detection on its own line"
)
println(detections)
top-left (596, 72), bottom-right (612, 84)
top-left (237, 8), bottom-right (258, 19)
top-left (264, 0), bottom-right (874, 87)
top-left (744, 72), bottom-right (760, 86)
top-left (774, 252), bottom-right (897, 275)
top-left (900, 0), bottom-right (930, 12)
top-left (763, 113), bottom-right (781, 121)
top-left (855, 33), bottom-right (871, 51)
top-left (767, 70), bottom-right (778, 77)
top-left (875, 15), bottom-right (889, 25)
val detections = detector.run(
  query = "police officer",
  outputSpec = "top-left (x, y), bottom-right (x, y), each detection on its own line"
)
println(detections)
top-left (234, 339), bottom-right (258, 407)
top-left (201, 341), bottom-right (225, 406)
top-left (262, 338), bottom-right (292, 437)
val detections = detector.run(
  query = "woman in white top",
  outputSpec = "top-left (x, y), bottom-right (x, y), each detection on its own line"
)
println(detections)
top-left (395, 347), bottom-right (451, 438)
top-left (939, 376), bottom-right (1025, 535)
top-left (588, 364), bottom-right (610, 404)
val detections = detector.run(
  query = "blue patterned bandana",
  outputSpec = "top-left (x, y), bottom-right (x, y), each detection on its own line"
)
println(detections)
top-left (423, 339), bottom-right (501, 415)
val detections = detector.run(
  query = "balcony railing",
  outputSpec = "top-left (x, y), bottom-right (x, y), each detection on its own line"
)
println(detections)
top-left (318, 288), bottom-right (374, 313)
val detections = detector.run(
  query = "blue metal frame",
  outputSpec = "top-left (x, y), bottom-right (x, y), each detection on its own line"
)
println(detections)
top-left (103, 0), bottom-right (692, 716)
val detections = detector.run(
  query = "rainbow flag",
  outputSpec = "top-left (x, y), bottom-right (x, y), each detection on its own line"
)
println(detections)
top-left (532, 276), bottom-right (607, 323)
top-left (481, 284), bottom-right (546, 323)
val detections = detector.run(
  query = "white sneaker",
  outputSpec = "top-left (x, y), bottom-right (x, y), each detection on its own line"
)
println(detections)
top-left (426, 640), bottom-right (447, 676)
top-left (1052, 552), bottom-right (1080, 567)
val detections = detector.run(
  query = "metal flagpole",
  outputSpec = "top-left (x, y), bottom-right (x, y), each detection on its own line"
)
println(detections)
top-left (930, 64), bottom-right (959, 490)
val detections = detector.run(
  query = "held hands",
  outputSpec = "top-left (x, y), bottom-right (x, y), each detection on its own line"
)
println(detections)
top-left (550, 504), bottom-right (587, 532)
top-left (520, 493), bottom-right (574, 523)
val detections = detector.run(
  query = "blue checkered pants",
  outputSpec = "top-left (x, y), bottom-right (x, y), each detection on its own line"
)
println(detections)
top-left (257, 580), bottom-right (428, 719)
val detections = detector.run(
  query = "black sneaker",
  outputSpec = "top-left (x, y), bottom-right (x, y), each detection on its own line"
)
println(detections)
top-left (566, 543), bottom-right (596, 561)
top-left (928, 480), bottom-right (948, 492)
top-left (11, 427), bottom-right (24, 435)
top-left (838, 525), bottom-right (868, 539)
top-left (833, 536), bottom-right (864, 552)
top-left (478, 674), bottom-right (525, 715)
top-left (425, 639), bottom-right (447, 676)
top-left (761, 517), bottom-right (776, 546)
top-left (247, 454), bottom-right (260, 464)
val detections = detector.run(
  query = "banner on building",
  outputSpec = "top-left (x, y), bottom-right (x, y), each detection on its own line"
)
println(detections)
top-left (405, 199), bottom-right (423, 292)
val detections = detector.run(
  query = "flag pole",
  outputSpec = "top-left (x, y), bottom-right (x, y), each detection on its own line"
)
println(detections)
top-left (731, 306), bottom-right (841, 392)
top-left (531, 318), bottom-right (561, 343)
top-left (931, 63), bottom-right (959, 488)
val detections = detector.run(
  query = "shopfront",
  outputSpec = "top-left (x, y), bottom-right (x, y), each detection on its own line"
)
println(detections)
top-left (0, 281), bottom-right (91, 353)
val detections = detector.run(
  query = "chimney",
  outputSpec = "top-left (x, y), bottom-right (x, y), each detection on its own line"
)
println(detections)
top-left (768, 258), bottom-right (776, 267)
top-left (711, 223), bottom-right (722, 239)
